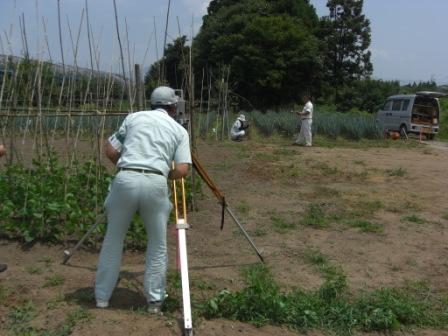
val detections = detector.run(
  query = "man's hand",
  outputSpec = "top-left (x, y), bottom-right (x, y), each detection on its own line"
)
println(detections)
top-left (104, 141), bottom-right (121, 165)
top-left (169, 163), bottom-right (190, 180)
top-left (0, 144), bottom-right (6, 157)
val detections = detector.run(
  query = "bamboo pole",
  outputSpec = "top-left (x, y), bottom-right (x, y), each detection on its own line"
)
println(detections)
top-left (112, 0), bottom-right (128, 108)
top-left (57, 0), bottom-right (66, 74)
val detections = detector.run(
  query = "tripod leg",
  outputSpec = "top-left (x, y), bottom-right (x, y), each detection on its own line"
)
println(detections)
top-left (62, 213), bottom-right (106, 265)
top-left (225, 206), bottom-right (264, 263)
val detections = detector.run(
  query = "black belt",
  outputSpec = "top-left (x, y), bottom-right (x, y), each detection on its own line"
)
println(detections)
top-left (118, 167), bottom-right (163, 176)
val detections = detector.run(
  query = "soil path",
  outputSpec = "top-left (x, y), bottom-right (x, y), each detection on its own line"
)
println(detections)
top-left (1, 139), bottom-right (448, 335)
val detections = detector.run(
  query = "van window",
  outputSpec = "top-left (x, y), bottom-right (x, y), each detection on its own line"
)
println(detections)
top-left (402, 99), bottom-right (410, 111)
top-left (392, 99), bottom-right (402, 111)
top-left (382, 100), bottom-right (392, 111)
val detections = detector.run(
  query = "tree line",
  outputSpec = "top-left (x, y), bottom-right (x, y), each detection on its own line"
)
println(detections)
top-left (145, 0), bottom-right (441, 113)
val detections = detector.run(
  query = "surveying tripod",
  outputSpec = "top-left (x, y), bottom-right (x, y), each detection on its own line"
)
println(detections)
top-left (62, 155), bottom-right (263, 335)
top-left (62, 154), bottom-right (264, 265)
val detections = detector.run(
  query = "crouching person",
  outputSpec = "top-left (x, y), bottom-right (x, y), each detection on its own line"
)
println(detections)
top-left (230, 114), bottom-right (249, 141)
top-left (95, 86), bottom-right (192, 314)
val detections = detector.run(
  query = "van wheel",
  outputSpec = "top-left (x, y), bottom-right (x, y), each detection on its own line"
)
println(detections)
top-left (399, 125), bottom-right (408, 138)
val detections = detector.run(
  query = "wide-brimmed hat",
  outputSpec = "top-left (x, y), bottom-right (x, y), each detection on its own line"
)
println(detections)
top-left (237, 114), bottom-right (246, 122)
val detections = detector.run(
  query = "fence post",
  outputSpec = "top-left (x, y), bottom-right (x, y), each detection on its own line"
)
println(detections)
top-left (134, 64), bottom-right (143, 111)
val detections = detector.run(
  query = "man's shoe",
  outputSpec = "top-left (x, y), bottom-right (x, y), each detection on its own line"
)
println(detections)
top-left (148, 301), bottom-right (163, 315)
top-left (0, 264), bottom-right (7, 273)
top-left (96, 299), bottom-right (109, 308)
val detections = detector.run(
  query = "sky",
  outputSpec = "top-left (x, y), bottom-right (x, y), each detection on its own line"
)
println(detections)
top-left (0, 0), bottom-right (447, 84)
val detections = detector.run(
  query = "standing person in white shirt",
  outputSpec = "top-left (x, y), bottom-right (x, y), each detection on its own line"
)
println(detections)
top-left (294, 95), bottom-right (313, 147)
top-left (95, 86), bottom-right (192, 314)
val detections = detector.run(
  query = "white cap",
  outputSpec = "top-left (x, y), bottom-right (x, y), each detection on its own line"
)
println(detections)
top-left (150, 86), bottom-right (178, 106)
top-left (237, 114), bottom-right (246, 122)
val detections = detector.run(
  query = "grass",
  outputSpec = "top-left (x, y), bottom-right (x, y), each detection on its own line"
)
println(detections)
top-left (401, 215), bottom-right (426, 224)
top-left (43, 274), bottom-right (65, 287)
top-left (252, 227), bottom-right (267, 237)
top-left (303, 248), bottom-right (328, 265)
top-left (7, 301), bottom-right (37, 335)
top-left (385, 167), bottom-right (408, 177)
top-left (46, 293), bottom-right (65, 310)
top-left (301, 203), bottom-right (329, 228)
top-left (280, 163), bottom-right (304, 178)
top-left (200, 264), bottom-right (445, 334)
top-left (386, 199), bottom-right (422, 214)
top-left (254, 151), bottom-right (279, 161)
top-left (25, 265), bottom-right (43, 275)
top-left (38, 256), bottom-right (54, 265)
top-left (272, 148), bottom-right (296, 156)
top-left (345, 219), bottom-right (383, 233)
top-left (302, 249), bottom-right (343, 279)
top-left (313, 135), bottom-right (422, 149)
top-left (350, 199), bottom-right (384, 217)
top-left (236, 200), bottom-right (250, 214)
top-left (39, 307), bottom-right (92, 336)
top-left (312, 161), bottom-right (339, 175)
top-left (0, 284), bottom-right (11, 303)
top-left (270, 212), bottom-right (296, 233)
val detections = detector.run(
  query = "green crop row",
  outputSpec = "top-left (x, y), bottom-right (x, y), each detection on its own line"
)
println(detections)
top-left (195, 109), bottom-right (383, 140)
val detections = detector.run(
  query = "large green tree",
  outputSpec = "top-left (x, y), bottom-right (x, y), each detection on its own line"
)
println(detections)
top-left (145, 36), bottom-right (190, 95)
top-left (319, 0), bottom-right (372, 87)
top-left (193, 0), bottom-right (321, 108)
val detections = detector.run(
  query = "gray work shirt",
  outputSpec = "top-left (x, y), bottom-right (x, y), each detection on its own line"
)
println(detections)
top-left (108, 108), bottom-right (191, 177)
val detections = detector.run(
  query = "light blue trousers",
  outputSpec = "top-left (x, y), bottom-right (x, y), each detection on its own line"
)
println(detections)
top-left (95, 171), bottom-right (171, 303)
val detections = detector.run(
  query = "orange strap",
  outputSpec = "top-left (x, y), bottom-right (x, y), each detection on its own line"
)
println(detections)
top-left (192, 152), bottom-right (226, 229)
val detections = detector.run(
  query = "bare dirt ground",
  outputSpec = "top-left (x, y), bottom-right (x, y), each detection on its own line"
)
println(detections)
top-left (1, 138), bottom-right (448, 335)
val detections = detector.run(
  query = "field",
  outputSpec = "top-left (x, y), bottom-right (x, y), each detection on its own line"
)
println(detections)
top-left (1, 136), bottom-right (448, 335)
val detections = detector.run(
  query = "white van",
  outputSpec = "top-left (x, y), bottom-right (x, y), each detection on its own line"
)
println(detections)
top-left (377, 91), bottom-right (447, 139)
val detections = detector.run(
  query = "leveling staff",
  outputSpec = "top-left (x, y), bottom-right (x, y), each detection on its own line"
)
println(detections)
top-left (95, 86), bottom-right (192, 314)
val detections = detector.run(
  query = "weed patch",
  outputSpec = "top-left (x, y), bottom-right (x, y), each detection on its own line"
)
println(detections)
top-left (312, 161), bottom-right (339, 175)
top-left (302, 249), bottom-right (343, 279)
top-left (270, 212), bottom-right (296, 233)
top-left (7, 301), bottom-right (36, 335)
top-left (254, 152), bottom-right (278, 161)
top-left (345, 219), bottom-right (383, 233)
top-left (44, 274), bottom-right (65, 287)
top-left (272, 148), bottom-right (296, 156)
top-left (25, 265), bottom-right (43, 275)
top-left (43, 307), bottom-right (93, 336)
top-left (236, 201), bottom-right (250, 214)
top-left (401, 215), bottom-right (426, 224)
top-left (385, 167), bottom-right (408, 177)
top-left (200, 265), bottom-right (447, 334)
top-left (301, 203), bottom-right (328, 228)
top-left (252, 228), bottom-right (267, 237)
top-left (0, 284), bottom-right (11, 303)
top-left (351, 199), bottom-right (384, 217)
